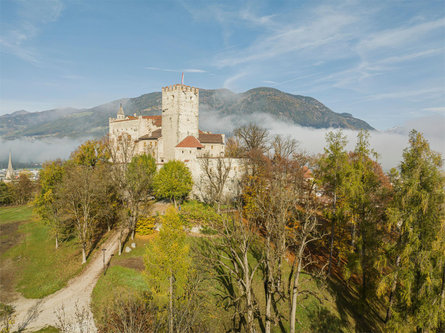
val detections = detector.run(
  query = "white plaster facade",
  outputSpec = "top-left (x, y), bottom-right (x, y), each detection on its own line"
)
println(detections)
top-left (108, 83), bottom-right (242, 198)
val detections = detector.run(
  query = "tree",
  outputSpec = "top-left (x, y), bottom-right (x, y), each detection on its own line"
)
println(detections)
top-left (153, 161), bottom-right (193, 207)
top-left (11, 172), bottom-right (34, 205)
top-left (199, 154), bottom-right (232, 213)
top-left (57, 164), bottom-right (103, 264)
top-left (34, 160), bottom-right (66, 249)
top-left (317, 130), bottom-right (349, 275)
top-left (0, 182), bottom-right (12, 206)
top-left (379, 130), bottom-right (445, 332)
top-left (234, 123), bottom-right (269, 155)
top-left (346, 131), bottom-right (389, 302)
top-left (200, 207), bottom-right (262, 333)
top-left (126, 154), bottom-right (156, 239)
top-left (288, 168), bottom-right (324, 333)
top-left (70, 139), bottom-right (109, 168)
top-left (246, 135), bottom-right (300, 333)
top-left (144, 208), bottom-right (191, 333)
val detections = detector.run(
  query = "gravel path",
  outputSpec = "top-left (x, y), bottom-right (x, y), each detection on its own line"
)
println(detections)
top-left (11, 231), bottom-right (121, 332)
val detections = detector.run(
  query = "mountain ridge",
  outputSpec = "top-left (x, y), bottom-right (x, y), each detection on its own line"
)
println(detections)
top-left (0, 87), bottom-right (373, 140)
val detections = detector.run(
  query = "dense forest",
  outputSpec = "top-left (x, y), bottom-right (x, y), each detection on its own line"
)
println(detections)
top-left (1, 126), bottom-right (444, 333)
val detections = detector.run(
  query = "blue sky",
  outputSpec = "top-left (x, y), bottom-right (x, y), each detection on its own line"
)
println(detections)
top-left (0, 0), bottom-right (444, 130)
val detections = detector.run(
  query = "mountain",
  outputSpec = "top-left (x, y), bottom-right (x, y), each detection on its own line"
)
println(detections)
top-left (0, 87), bottom-right (373, 140)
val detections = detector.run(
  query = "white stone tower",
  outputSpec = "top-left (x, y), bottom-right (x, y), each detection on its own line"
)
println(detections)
top-left (161, 84), bottom-right (199, 160)
top-left (117, 103), bottom-right (125, 120)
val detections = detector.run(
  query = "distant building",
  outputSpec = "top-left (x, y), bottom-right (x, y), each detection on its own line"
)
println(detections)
top-left (109, 83), bottom-right (242, 198)
top-left (4, 151), bottom-right (15, 183)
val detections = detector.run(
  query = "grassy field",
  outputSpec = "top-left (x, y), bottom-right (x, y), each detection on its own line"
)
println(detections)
top-left (0, 205), bottom-right (33, 224)
top-left (0, 205), bottom-right (83, 299)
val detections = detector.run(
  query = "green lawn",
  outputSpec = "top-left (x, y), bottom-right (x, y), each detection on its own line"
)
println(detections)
top-left (91, 265), bottom-right (146, 325)
top-left (0, 205), bottom-right (33, 224)
top-left (1, 205), bottom-right (83, 299)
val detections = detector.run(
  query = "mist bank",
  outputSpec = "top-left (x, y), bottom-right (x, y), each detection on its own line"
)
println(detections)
top-left (1, 113), bottom-right (442, 171)
top-left (201, 112), bottom-right (445, 171)
top-left (0, 137), bottom-right (91, 167)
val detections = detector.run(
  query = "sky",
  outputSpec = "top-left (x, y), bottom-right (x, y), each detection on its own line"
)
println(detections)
top-left (0, 0), bottom-right (444, 131)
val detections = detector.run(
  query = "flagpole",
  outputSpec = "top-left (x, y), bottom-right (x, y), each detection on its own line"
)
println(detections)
top-left (181, 72), bottom-right (184, 85)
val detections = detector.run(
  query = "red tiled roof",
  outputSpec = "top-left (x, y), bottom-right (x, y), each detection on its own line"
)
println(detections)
top-left (138, 129), bottom-right (161, 140)
top-left (176, 136), bottom-right (204, 148)
top-left (199, 132), bottom-right (224, 144)
top-left (302, 166), bottom-right (313, 179)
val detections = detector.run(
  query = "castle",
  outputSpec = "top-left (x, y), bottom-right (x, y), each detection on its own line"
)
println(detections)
top-left (109, 83), bottom-right (242, 198)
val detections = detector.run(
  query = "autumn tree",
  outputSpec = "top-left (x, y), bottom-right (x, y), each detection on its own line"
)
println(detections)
top-left (199, 154), bottom-right (232, 213)
top-left (0, 182), bottom-right (12, 206)
top-left (70, 138), bottom-right (109, 168)
top-left (125, 154), bottom-right (156, 239)
top-left (153, 161), bottom-right (193, 207)
top-left (247, 135), bottom-right (300, 333)
top-left (144, 208), bottom-right (192, 333)
top-left (287, 164), bottom-right (324, 333)
top-left (34, 160), bottom-right (66, 249)
top-left (200, 207), bottom-right (262, 333)
top-left (57, 163), bottom-right (103, 264)
top-left (11, 172), bottom-right (34, 205)
top-left (234, 123), bottom-right (269, 155)
top-left (379, 130), bottom-right (445, 332)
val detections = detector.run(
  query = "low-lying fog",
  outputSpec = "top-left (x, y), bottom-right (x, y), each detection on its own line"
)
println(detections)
top-left (1, 113), bottom-right (443, 171)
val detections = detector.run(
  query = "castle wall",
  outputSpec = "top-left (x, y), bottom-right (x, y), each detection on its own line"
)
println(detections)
top-left (201, 143), bottom-right (225, 157)
top-left (191, 157), bottom-right (244, 200)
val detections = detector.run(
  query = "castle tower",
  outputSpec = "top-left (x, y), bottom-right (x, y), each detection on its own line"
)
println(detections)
top-left (117, 103), bottom-right (125, 120)
top-left (5, 151), bottom-right (14, 181)
top-left (161, 84), bottom-right (199, 160)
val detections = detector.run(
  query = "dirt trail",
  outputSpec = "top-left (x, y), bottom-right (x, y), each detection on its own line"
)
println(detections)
top-left (11, 232), bottom-right (121, 332)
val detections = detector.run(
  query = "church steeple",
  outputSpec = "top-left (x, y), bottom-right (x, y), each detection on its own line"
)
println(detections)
top-left (117, 103), bottom-right (125, 120)
top-left (5, 151), bottom-right (14, 181)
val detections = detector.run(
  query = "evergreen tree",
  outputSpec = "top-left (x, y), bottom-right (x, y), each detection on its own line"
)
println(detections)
top-left (347, 131), bottom-right (388, 301)
top-left (379, 130), bottom-right (445, 332)
top-left (317, 130), bottom-right (349, 275)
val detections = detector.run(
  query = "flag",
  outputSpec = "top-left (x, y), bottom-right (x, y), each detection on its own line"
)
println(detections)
top-left (181, 72), bottom-right (184, 85)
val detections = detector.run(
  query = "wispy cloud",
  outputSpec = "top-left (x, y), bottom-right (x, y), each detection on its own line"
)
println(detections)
top-left (223, 71), bottom-right (247, 89)
top-left (144, 66), bottom-right (206, 73)
top-left (423, 107), bottom-right (445, 114)
top-left (357, 17), bottom-right (445, 51)
top-left (214, 8), bottom-right (358, 67)
top-left (364, 87), bottom-right (444, 101)
top-left (0, 0), bottom-right (64, 64)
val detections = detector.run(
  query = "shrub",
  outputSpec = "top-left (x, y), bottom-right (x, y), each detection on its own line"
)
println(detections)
top-left (135, 216), bottom-right (156, 235)
top-left (179, 201), bottom-right (222, 227)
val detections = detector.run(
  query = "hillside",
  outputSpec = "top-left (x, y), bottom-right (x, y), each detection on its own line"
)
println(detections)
top-left (0, 87), bottom-right (373, 140)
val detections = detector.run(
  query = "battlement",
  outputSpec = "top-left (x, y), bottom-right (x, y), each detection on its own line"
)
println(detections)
top-left (162, 84), bottom-right (199, 94)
